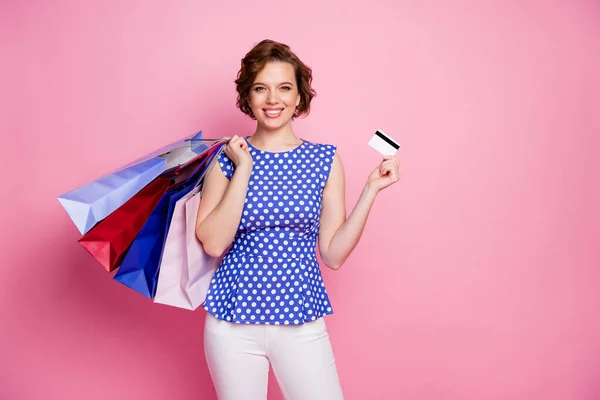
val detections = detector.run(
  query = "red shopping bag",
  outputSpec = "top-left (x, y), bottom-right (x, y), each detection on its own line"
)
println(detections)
top-left (77, 149), bottom-right (214, 272)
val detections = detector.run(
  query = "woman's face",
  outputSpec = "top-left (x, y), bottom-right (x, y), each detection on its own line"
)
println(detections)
top-left (248, 61), bottom-right (301, 131)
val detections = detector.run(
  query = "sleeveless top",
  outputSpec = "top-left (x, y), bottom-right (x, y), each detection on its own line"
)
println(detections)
top-left (202, 138), bottom-right (337, 325)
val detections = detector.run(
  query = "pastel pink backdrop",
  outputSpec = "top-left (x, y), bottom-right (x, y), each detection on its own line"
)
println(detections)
top-left (1, 1), bottom-right (599, 399)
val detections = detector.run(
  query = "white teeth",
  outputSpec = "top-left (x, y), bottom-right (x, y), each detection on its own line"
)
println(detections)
top-left (266, 110), bottom-right (281, 115)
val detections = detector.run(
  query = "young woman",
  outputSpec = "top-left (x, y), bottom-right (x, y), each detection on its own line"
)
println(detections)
top-left (196, 39), bottom-right (400, 400)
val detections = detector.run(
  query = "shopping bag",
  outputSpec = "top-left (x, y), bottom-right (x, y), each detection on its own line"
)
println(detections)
top-left (130, 132), bottom-right (210, 165)
top-left (153, 149), bottom-right (223, 309)
top-left (58, 130), bottom-right (207, 235)
top-left (185, 190), bottom-right (220, 307)
top-left (112, 143), bottom-right (224, 298)
top-left (78, 146), bottom-right (216, 272)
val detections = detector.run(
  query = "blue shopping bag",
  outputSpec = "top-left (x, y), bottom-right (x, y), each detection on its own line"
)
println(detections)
top-left (112, 143), bottom-right (224, 298)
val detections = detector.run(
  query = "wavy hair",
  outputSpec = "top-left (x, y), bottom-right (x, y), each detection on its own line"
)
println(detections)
top-left (235, 39), bottom-right (316, 119)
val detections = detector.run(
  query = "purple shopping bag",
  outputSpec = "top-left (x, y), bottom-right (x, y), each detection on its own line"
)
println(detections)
top-left (57, 130), bottom-right (212, 235)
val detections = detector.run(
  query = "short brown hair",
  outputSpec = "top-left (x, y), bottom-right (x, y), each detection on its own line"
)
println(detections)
top-left (235, 39), bottom-right (316, 119)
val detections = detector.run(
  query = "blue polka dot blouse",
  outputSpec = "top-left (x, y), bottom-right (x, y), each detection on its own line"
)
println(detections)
top-left (202, 137), bottom-right (337, 325)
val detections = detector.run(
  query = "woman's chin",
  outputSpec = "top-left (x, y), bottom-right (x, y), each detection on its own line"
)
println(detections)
top-left (258, 117), bottom-right (292, 131)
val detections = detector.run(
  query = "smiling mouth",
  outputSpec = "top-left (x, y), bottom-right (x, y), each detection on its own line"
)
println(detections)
top-left (264, 109), bottom-right (283, 118)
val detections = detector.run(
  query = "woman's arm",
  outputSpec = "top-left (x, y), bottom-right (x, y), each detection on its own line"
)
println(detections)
top-left (195, 136), bottom-right (253, 257)
top-left (318, 152), bottom-right (399, 270)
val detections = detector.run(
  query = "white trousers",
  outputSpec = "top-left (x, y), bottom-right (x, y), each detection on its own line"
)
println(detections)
top-left (204, 313), bottom-right (344, 400)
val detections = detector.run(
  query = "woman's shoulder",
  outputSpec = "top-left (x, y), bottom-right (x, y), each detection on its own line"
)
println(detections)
top-left (300, 140), bottom-right (339, 172)
top-left (301, 139), bottom-right (337, 154)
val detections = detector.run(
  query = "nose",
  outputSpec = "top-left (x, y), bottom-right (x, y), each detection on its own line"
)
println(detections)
top-left (266, 90), bottom-right (278, 105)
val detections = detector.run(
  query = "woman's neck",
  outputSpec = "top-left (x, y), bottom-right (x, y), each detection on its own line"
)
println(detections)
top-left (249, 124), bottom-right (301, 152)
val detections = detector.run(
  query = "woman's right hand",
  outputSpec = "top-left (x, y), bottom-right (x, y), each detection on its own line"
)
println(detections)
top-left (223, 135), bottom-right (253, 171)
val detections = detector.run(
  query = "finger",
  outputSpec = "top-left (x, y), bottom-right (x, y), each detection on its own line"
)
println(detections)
top-left (385, 163), bottom-right (398, 174)
top-left (380, 165), bottom-right (392, 176)
top-left (230, 137), bottom-right (244, 148)
top-left (383, 156), bottom-right (399, 166)
top-left (237, 141), bottom-right (248, 152)
top-left (383, 157), bottom-right (398, 165)
top-left (380, 161), bottom-right (393, 171)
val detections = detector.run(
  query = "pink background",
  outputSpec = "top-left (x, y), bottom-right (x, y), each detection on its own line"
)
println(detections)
top-left (1, 1), bottom-right (599, 399)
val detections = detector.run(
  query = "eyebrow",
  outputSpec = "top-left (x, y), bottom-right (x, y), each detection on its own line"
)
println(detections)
top-left (252, 82), bottom-right (295, 87)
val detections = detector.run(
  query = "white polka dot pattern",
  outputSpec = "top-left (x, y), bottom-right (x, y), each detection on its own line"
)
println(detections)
top-left (202, 139), bottom-right (337, 325)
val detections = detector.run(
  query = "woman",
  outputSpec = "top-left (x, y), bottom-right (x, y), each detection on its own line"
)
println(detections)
top-left (195, 39), bottom-right (399, 400)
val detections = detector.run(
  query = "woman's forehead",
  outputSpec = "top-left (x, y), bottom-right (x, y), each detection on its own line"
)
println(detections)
top-left (254, 61), bottom-right (296, 83)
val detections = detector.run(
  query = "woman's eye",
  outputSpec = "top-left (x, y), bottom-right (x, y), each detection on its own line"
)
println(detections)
top-left (254, 87), bottom-right (265, 91)
top-left (281, 86), bottom-right (291, 90)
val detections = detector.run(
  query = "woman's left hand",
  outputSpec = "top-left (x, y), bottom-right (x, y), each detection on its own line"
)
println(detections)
top-left (367, 156), bottom-right (400, 193)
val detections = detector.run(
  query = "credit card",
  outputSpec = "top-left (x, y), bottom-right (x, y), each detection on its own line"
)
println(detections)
top-left (368, 129), bottom-right (400, 156)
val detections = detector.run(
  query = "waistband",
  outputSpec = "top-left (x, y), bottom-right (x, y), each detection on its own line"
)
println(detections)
top-left (225, 250), bottom-right (316, 263)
